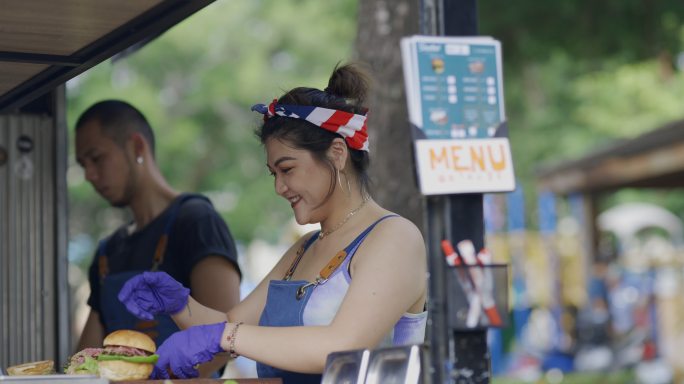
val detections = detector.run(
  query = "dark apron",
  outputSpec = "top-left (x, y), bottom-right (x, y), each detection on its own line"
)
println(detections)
top-left (256, 216), bottom-right (396, 384)
top-left (98, 194), bottom-right (201, 346)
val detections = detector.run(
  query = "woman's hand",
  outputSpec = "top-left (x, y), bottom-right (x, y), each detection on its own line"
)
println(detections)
top-left (118, 271), bottom-right (190, 320)
top-left (152, 322), bottom-right (226, 379)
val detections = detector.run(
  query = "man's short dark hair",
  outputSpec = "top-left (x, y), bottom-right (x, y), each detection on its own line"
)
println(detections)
top-left (75, 100), bottom-right (156, 156)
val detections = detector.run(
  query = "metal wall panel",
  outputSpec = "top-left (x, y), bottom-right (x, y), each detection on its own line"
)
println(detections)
top-left (0, 114), bottom-right (57, 368)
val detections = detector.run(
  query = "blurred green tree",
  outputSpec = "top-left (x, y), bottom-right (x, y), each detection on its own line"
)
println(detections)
top-left (355, 0), bottom-right (684, 229)
top-left (478, 0), bottom-right (684, 222)
top-left (67, 0), bottom-right (684, 266)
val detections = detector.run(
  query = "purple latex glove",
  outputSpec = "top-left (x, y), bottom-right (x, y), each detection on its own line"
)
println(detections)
top-left (117, 271), bottom-right (190, 320)
top-left (152, 322), bottom-right (226, 379)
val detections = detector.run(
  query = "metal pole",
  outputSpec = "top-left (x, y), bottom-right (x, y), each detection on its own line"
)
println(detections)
top-left (419, 2), bottom-right (449, 382)
top-left (441, 0), bottom-right (490, 381)
top-left (424, 196), bottom-right (448, 384)
top-left (53, 85), bottom-right (70, 369)
top-left (418, 0), bottom-right (489, 383)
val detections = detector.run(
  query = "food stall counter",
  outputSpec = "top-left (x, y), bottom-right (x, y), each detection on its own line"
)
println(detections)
top-left (121, 379), bottom-right (281, 384)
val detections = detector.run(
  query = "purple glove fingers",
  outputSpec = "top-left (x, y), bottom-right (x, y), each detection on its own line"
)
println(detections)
top-left (150, 364), bottom-right (168, 380)
top-left (135, 296), bottom-right (159, 320)
top-left (143, 271), bottom-right (190, 315)
top-left (121, 282), bottom-right (155, 320)
top-left (174, 364), bottom-right (198, 379)
top-left (118, 271), bottom-right (189, 319)
top-left (118, 274), bottom-right (151, 318)
top-left (151, 322), bottom-right (226, 379)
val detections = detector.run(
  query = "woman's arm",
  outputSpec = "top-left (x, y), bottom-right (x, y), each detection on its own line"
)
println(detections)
top-left (172, 233), bottom-right (316, 328)
top-left (222, 218), bottom-right (427, 373)
top-left (173, 256), bottom-right (241, 338)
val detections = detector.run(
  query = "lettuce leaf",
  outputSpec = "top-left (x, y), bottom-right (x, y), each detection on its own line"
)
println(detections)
top-left (74, 356), bottom-right (99, 374)
top-left (97, 354), bottom-right (159, 364)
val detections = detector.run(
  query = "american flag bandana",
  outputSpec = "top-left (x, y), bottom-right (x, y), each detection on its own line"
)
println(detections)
top-left (251, 99), bottom-right (369, 152)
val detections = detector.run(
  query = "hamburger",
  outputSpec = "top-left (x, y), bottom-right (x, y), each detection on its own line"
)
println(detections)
top-left (7, 360), bottom-right (55, 375)
top-left (65, 348), bottom-right (102, 375)
top-left (65, 330), bottom-right (158, 381)
top-left (96, 330), bottom-right (158, 381)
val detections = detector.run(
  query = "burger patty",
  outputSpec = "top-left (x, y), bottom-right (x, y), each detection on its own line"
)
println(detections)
top-left (70, 348), bottom-right (102, 366)
top-left (103, 345), bottom-right (151, 357)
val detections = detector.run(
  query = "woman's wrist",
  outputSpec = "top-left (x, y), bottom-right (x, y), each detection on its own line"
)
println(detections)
top-left (170, 296), bottom-right (191, 317)
top-left (220, 322), bottom-right (244, 358)
top-left (170, 296), bottom-right (196, 329)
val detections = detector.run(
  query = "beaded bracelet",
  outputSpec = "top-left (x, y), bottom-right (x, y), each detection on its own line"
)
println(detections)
top-left (226, 322), bottom-right (244, 358)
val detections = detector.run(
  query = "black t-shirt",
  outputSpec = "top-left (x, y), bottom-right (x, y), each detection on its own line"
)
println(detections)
top-left (87, 193), bottom-right (241, 313)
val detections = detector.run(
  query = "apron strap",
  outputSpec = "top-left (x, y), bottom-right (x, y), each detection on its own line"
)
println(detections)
top-left (317, 214), bottom-right (398, 281)
top-left (343, 214), bottom-right (398, 258)
top-left (286, 214), bottom-right (399, 298)
top-left (152, 194), bottom-right (207, 269)
top-left (283, 232), bottom-right (319, 281)
top-left (97, 239), bottom-right (110, 282)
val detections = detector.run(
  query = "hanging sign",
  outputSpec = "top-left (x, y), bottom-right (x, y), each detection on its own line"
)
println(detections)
top-left (401, 35), bottom-right (515, 194)
top-left (414, 138), bottom-right (514, 195)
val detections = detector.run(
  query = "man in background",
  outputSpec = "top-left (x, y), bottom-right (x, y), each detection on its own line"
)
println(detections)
top-left (74, 100), bottom-right (241, 376)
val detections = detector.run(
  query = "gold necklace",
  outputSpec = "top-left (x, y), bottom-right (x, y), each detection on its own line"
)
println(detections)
top-left (318, 198), bottom-right (368, 240)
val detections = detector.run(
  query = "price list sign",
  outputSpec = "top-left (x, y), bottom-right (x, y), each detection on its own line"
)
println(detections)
top-left (401, 36), bottom-right (515, 195)
top-left (402, 36), bottom-right (505, 139)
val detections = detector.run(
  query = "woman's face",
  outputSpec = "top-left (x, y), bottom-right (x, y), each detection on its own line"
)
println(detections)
top-left (265, 138), bottom-right (333, 225)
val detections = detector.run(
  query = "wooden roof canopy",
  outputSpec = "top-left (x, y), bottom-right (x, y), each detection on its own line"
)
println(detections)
top-left (0, 0), bottom-right (214, 113)
top-left (537, 119), bottom-right (684, 195)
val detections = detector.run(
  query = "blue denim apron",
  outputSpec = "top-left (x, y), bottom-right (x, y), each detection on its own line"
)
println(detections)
top-left (256, 216), bottom-right (396, 384)
top-left (99, 194), bottom-right (202, 346)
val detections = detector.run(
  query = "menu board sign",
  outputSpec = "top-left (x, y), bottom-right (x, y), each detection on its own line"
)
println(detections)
top-left (401, 35), bottom-right (515, 194)
top-left (413, 138), bottom-right (515, 195)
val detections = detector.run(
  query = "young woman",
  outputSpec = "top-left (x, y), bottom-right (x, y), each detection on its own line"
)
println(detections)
top-left (118, 63), bottom-right (427, 383)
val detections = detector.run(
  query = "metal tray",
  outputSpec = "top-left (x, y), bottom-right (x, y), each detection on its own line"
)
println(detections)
top-left (0, 375), bottom-right (108, 383)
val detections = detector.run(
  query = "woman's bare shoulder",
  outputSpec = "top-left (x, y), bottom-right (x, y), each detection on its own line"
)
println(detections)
top-left (350, 212), bottom-right (427, 291)
top-left (353, 213), bottom-right (426, 263)
top-left (373, 213), bottom-right (424, 242)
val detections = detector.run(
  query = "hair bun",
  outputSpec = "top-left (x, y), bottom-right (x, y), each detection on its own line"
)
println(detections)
top-left (326, 63), bottom-right (371, 105)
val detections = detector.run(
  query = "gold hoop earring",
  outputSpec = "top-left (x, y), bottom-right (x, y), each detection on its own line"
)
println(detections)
top-left (336, 170), bottom-right (344, 193)
top-left (341, 171), bottom-right (352, 197)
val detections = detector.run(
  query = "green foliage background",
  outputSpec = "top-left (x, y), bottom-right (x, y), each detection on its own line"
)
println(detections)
top-left (66, 0), bottom-right (357, 265)
top-left (66, 0), bottom-right (684, 265)
top-left (479, 0), bottom-right (684, 223)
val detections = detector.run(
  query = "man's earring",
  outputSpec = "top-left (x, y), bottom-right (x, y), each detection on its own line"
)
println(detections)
top-left (136, 157), bottom-right (144, 165)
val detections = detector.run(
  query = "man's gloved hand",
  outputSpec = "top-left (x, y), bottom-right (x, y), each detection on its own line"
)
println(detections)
top-left (152, 322), bottom-right (226, 379)
top-left (118, 271), bottom-right (190, 320)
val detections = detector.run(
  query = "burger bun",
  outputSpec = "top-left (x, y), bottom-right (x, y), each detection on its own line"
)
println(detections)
top-left (6, 360), bottom-right (54, 375)
top-left (97, 360), bottom-right (153, 381)
top-left (103, 330), bottom-right (156, 353)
